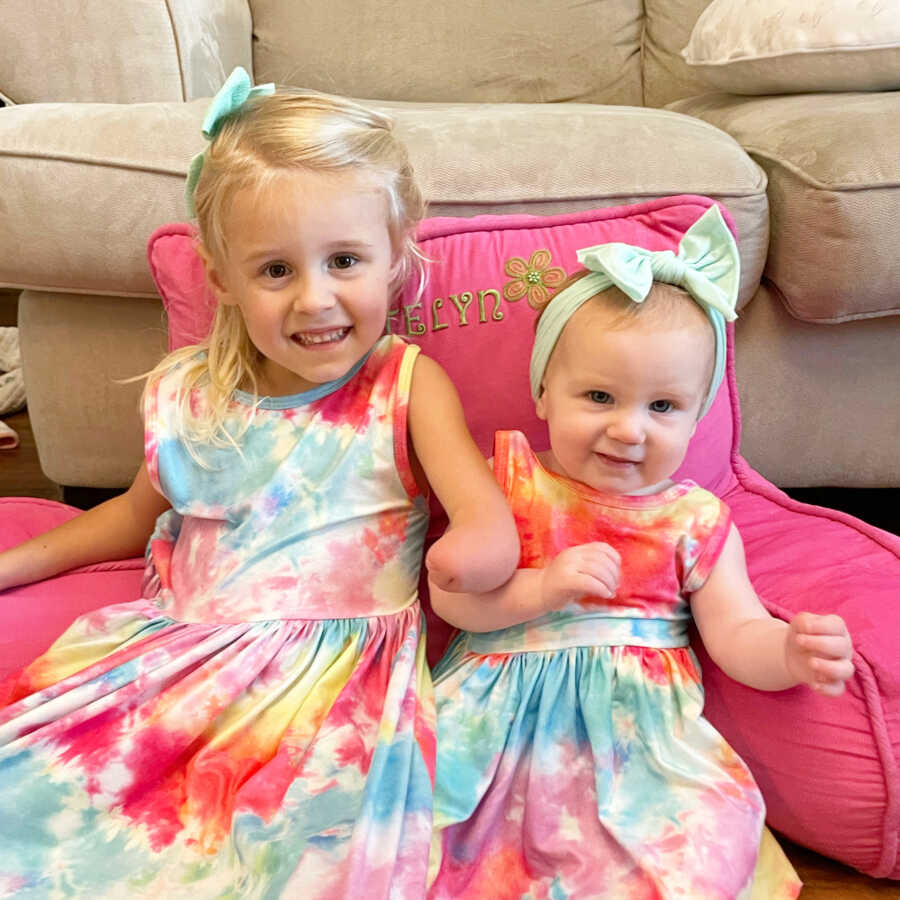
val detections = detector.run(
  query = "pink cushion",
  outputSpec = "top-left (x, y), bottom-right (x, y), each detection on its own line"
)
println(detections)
top-left (6, 196), bottom-right (898, 879)
top-left (0, 498), bottom-right (144, 685)
top-left (699, 372), bottom-right (900, 878)
top-left (147, 224), bottom-right (217, 350)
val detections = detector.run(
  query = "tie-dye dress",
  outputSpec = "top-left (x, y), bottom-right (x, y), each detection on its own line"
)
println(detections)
top-left (0, 335), bottom-right (435, 899)
top-left (429, 429), bottom-right (801, 900)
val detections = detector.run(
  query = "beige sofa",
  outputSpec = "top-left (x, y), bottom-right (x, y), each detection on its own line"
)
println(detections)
top-left (1, 0), bottom-right (898, 490)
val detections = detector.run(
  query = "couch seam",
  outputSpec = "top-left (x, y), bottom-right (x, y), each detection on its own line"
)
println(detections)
top-left (687, 42), bottom-right (900, 68)
top-left (162, 0), bottom-right (188, 102)
top-left (639, 0), bottom-right (647, 108)
top-left (860, 661), bottom-right (900, 878)
top-left (2, 283), bottom-right (160, 300)
top-left (743, 147), bottom-right (900, 192)
top-left (764, 276), bottom-right (900, 325)
top-left (0, 150), bottom-right (187, 177)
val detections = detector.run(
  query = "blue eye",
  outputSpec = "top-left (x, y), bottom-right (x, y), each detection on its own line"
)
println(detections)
top-left (588, 391), bottom-right (612, 404)
top-left (331, 254), bottom-right (357, 270)
top-left (650, 399), bottom-right (673, 413)
top-left (264, 262), bottom-right (289, 279)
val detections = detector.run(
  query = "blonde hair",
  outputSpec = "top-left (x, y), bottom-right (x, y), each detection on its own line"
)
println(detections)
top-left (144, 90), bottom-right (426, 455)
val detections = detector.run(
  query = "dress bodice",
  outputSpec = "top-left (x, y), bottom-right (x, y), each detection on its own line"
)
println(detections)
top-left (468, 430), bottom-right (731, 653)
top-left (143, 335), bottom-right (429, 622)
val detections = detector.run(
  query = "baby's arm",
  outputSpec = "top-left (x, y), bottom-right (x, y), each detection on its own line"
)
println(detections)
top-left (0, 463), bottom-right (170, 593)
top-left (408, 354), bottom-right (519, 594)
top-left (430, 541), bottom-right (621, 632)
top-left (691, 524), bottom-right (854, 695)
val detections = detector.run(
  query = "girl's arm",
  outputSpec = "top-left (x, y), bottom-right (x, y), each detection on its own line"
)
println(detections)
top-left (691, 524), bottom-right (854, 694)
top-left (430, 541), bottom-right (621, 632)
top-left (0, 463), bottom-right (170, 593)
top-left (408, 354), bottom-right (520, 594)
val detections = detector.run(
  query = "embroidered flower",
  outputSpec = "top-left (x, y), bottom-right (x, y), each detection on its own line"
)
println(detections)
top-left (502, 250), bottom-right (567, 309)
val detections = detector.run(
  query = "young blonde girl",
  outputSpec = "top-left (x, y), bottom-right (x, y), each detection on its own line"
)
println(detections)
top-left (0, 68), bottom-right (518, 899)
top-left (427, 206), bottom-right (854, 899)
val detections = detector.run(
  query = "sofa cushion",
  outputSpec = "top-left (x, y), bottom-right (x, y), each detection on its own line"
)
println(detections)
top-left (250, 0), bottom-right (644, 106)
top-left (0, 0), bottom-right (252, 104)
top-left (0, 499), bottom-right (144, 687)
top-left (682, 0), bottom-right (900, 96)
top-left (17, 291), bottom-right (167, 488)
top-left (642, 0), bottom-right (719, 108)
top-left (669, 91), bottom-right (900, 323)
top-left (0, 98), bottom-right (767, 299)
top-left (697, 472), bottom-right (900, 878)
top-left (147, 227), bottom-right (217, 351)
top-left (735, 283), bottom-right (900, 488)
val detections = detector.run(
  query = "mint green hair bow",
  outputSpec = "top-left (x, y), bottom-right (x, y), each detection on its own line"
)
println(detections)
top-left (529, 204), bottom-right (740, 419)
top-left (185, 66), bottom-right (275, 218)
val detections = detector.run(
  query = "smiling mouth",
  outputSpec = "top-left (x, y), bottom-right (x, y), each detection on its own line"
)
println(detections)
top-left (292, 327), bottom-right (350, 346)
top-left (597, 453), bottom-right (640, 467)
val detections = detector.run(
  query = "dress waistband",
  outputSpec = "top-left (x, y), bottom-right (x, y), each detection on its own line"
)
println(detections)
top-left (465, 614), bottom-right (690, 655)
top-left (151, 584), bottom-right (420, 624)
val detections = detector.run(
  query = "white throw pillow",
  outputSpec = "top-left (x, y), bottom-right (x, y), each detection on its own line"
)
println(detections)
top-left (682, 0), bottom-right (900, 95)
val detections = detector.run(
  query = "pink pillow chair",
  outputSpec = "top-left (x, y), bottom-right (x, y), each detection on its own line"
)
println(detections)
top-left (2, 196), bottom-right (898, 879)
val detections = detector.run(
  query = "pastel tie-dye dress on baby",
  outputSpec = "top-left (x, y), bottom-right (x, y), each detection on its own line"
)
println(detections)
top-left (429, 429), bottom-right (801, 900)
top-left (0, 335), bottom-right (435, 899)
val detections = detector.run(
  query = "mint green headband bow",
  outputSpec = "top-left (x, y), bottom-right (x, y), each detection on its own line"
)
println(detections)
top-left (185, 66), bottom-right (275, 218)
top-left (529, 204), bottom-right (740, 419)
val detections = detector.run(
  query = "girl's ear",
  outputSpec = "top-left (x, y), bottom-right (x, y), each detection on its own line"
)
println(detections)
top-left (535, 385), bottom-right (548, 421)
top-left (196, 243), bottom-right (237, 306)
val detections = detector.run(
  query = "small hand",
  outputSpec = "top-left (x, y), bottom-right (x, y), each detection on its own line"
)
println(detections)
top-left (540, 542), bottom-right (621, 613)
top-left (785, 612), bottom-right (854, 696)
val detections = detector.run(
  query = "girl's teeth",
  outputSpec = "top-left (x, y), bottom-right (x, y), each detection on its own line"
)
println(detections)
top-left (296, 328), bottom-right (348, 345)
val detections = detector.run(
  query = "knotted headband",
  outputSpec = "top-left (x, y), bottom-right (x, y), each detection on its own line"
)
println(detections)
top-left (529, 204), bottom-right (740, 419)
top-left (185, 66), bottom-right (275, 217)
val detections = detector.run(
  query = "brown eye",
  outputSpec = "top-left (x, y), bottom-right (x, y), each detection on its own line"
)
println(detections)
top-left (331, 254), bottom-right (357, 270)
top-left (265, 263), bottom-right (289, 279)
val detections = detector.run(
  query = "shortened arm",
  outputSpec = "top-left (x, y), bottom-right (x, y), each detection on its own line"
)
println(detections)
top-left (408, 354), bottom-right (519, 594)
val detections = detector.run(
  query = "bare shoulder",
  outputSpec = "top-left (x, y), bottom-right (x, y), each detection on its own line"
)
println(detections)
top-left (409, 352), bottom-right (454, 395)
top-left (408, 352), bottom-right (467, 427)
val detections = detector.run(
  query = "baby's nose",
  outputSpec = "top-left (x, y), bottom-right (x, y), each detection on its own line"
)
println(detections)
top-left (608, 409), bottom-right (645, 443)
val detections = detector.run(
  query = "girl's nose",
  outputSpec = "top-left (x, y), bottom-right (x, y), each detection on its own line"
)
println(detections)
top-left (292, 274), bottom-right (336, 314)
top-left (607, 408), bottom-right (645, 444)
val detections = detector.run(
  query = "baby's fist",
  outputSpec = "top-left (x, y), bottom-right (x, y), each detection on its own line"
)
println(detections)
top-left (785, 612), bottom-right (854, 696)
top-left (540, 542), bottom-right (621, 612)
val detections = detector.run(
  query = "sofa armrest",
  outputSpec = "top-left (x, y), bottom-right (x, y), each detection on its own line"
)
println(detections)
top-left (0, 0), bottom-right (252, 104)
